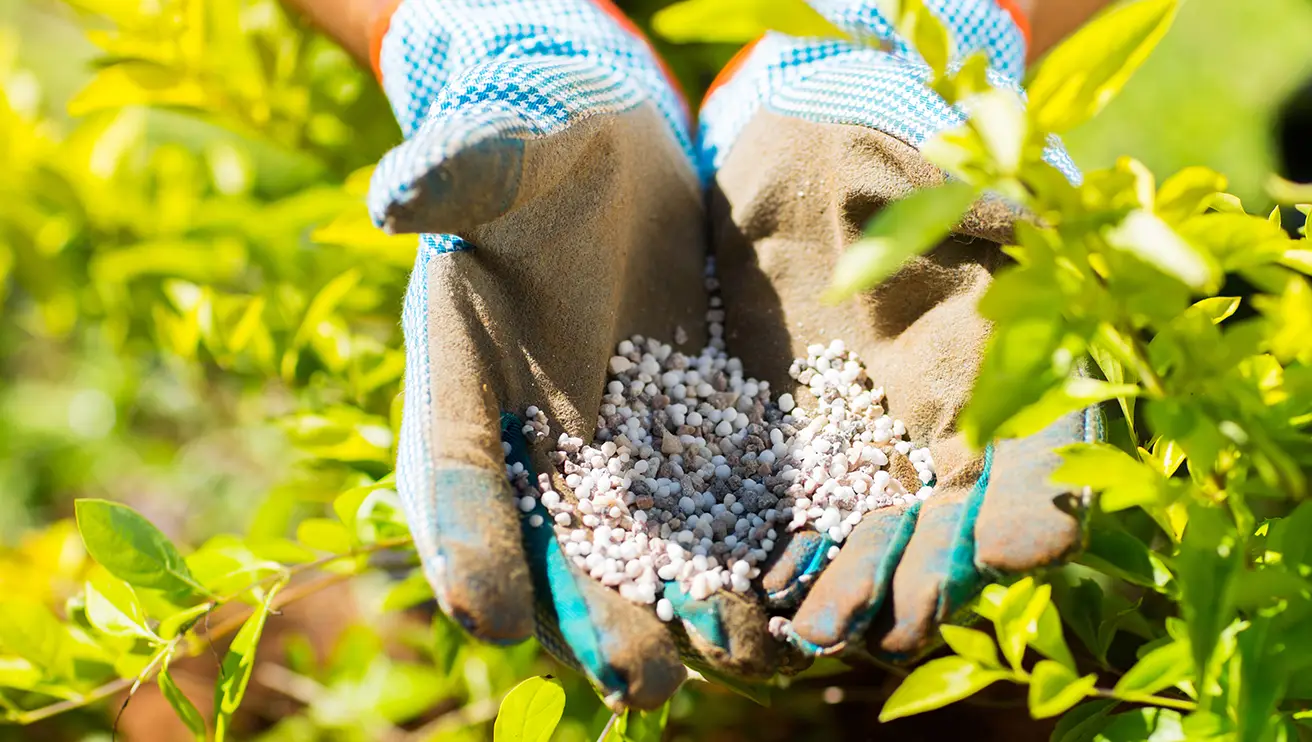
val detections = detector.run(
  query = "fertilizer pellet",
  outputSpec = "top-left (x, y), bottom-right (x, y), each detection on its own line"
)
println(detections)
top-left (505, 263), bottom-right (935, 611)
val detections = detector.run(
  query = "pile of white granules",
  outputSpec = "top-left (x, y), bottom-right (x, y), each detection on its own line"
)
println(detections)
top-left (506, 280), bottom-right (935, 623)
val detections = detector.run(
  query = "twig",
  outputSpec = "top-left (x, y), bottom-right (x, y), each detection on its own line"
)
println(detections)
top-left (596, 710), bottom-right (621, 742)
top-left (14, 536), bottom-right (413, 725)
top-left (1088, 687), bottom-right (1197, 712)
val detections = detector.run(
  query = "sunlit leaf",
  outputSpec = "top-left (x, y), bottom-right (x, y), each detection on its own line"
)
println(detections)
top-left (825, 181), bottom-right (979, 301)
top-left (68, 62), bottom-right (209, 117)
top-left (1028, 660), bottom-right (1097, 719)
top-left (159, 668), bottom-right (206, 742)
top-left (1111, 639), bottom-right (1191, 696)
top-left (939, 625), bottom-right (1000, 668)
top-left (1027, 0), bottom-right (1179, 133)
top-left (493, 675), bottom-right (566, 742)
top-left (85, 576), bottom-right (157, 642)
top-left (75, 499), bottom-right (206, 597)
top-left (651, 0), bottom-right (849, 44)
top-left (1103, 210), bottom-right (1221, 292)
top-left (214, 582), bottom-right (282, 741)
top-left (879, 657), bottom-right (1008, 721)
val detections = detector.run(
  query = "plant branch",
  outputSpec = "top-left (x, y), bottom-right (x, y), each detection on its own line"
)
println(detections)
top-left (13, 536), bottom-right (413, 726)
top-left (1087, 687), bottom-right (1197, 712)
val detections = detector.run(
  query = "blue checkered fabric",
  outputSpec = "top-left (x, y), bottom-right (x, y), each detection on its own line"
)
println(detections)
top-left (698, 33), bottom-right (1080, 184)
top-left (369, 0), bottom-right (694, 228)
top-left (808, 0), bottom-right (1028, 80)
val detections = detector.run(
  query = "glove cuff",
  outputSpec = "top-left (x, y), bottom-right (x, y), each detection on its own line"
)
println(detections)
top-left (367, 0), bottom-right (403, 83)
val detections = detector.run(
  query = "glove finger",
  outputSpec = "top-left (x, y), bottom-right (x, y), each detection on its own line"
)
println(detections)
top-left (870, 444), bottom-right (993, 660)
top-left (663, 582), bottom-right (777, 679)
top-left (758, 529), bottom-right (836, 609)
top-left (508, 418), bottom-right (686, 711)
top-left (974, 407), bottom-right (1099, 573)
top-left (785, 504), bottom-right (917, 654)
top-left (396, 241), bottom-right (539, 644)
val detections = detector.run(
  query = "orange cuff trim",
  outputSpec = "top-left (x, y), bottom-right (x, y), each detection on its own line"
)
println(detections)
top-left (369, 0), bottom-right (404, 83)
top-left (702, 36), bottom-right (764, 106)
top-left (993, 0), bottom-right (1031, 45)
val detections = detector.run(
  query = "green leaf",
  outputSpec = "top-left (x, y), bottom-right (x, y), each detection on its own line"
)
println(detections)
top-left (1028, 660), bottom-right (1097, 719)
top-left (296, 518), bottom-right (353, 554)
top-left (963, 89), bottom-right (1027, 175)
top-left (651, 0), bottom-right (849, 44)
top-left (158, 602), bottom-right (215, 640)
top-left (0, 600), bottom-right (67, 675)
top-left (1103, 210), bottom-right (1221, 292)
top-left (1111, 639), bottom-right (1191, 696)
top-left (1052, 443), bottom-right (1168, 513)
top-left (1176, 505), bottom-right (1240, 698)
top-left (1093, 709), bottom-right (1185, 742)
top-left (492, 675), bottom-right (566, 742)
top-left (1032, 600), bottom-right (1077, 672)
top-left (431, 611), bottom-right (464, 676)
top-left (75, 499), bottom-right (205, 597)
top-left (879, 657), bottom-right (1009, 721)
top-left (940, 625), bottom-right (1001, 668)
top-left (1051, 699), bottom-right (1119, 742)
top-left (685, 661), bottom-right (773, 706)
top-left (612, 701), bottom-right (671, 742)
top-left (85, 576), bottom-right (158, 642)
top-left (383, 569), bottom-right (435, 613)
top-left (998, 378), bottom-right (1139, 441)
top-left (993, 578), bottom-right (1053, 670)
top-left (68, 62), bottom-right (209, 117)
top-left (877, 0), bottom-right (951, 77)
top-left (1026, 0), bottom-right (1179, 133)
top-left (824, 181), bottom-right (979, 300)
top-left (1156, 167), bottom-right (1228, 224)
top-left (1079, 525), bottom-right (1173, 593)
top-left (1189, 297), bottom-right (1241, 324)
top-left (214, 583), bottom-right (282, 742)
top-left (159, 669), bottom-right (206, 742)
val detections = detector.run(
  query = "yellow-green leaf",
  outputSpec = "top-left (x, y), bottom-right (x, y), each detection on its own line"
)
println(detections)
top-left (85, 577), bottom-right (157, 642)
top-left (1028, 660), bottom-right (1098, 719)
top-left (1112, 639), bottom-right (1191, 696)
top-left (68, 62), bottom-right (209, 117)
top-left (159, 669), bottom-right (206, 742)
top-left (940, 625), bottom-right (1001, 668)
top-left (1027, 0), bottom-right (1179, 133)
top-left (651, 0), bottom-right (848, 44)
top-left (214, 583), bottom-right (282, 742)
top-left (1104, 210), bottom-right (1221, 292)
top-left (825, 181), bottom-right (979, 301)
top-left (493, 675), bottom-right (566, 742)
top-left (997, 377), bottom-right (1139, 441)
top-left (75, 499), bottom-right (206, 597)
top-left (879, 657), bottom-right (1008, 721)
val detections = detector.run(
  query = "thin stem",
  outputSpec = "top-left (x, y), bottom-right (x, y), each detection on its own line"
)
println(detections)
top-left (1127, 335), bottom-right (1167, 399)
top-left (1087, 687), bottom-right (1197, 712)
top-left (13, 536), bottom-right (413, 725)
top-left (596, 710), bottom-right (622, 742)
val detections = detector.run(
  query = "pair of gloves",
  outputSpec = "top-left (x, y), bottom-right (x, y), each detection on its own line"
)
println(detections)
top-left (366, 0), bottom-right (1098, 710)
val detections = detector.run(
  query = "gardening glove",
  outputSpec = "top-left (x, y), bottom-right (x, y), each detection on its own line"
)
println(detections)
top-left (699, 0), bottom-right (1100, 661)
top-left (368, 0), bottom-right (776, 709)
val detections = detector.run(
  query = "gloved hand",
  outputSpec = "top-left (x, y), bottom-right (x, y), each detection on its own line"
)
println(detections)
top-left (368, 0), bottom-right (775, 709)
top-left (698, 0), bottom-right (1099, 660)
